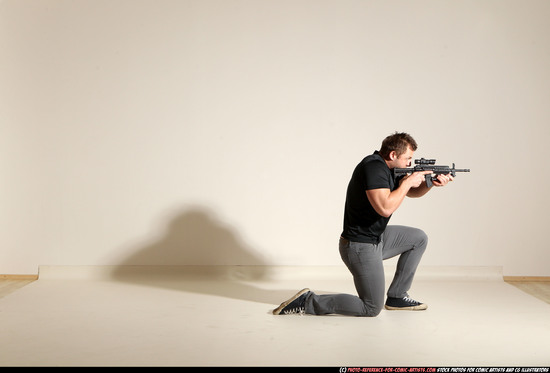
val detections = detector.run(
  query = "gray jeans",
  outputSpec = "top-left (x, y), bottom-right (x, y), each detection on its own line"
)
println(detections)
top-left (304, 225), bottom-right (428, 317)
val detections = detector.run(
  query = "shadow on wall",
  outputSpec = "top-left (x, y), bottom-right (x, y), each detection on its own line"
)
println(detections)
top-left (110, 206), bottom-right (299, 306)
top-left (112, 206), bottom-right (265, 266)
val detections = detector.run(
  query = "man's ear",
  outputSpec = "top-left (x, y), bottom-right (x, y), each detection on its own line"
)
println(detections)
top-left (389, 151), bottom-right (397, 161)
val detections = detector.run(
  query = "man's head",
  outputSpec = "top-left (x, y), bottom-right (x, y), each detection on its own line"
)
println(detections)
top-left (379, 132), bottom-right (418, 168)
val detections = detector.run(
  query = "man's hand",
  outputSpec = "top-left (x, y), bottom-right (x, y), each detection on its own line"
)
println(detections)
top-left (403, 171), bottom-right (451, 198)
top-left (402, 171), bottom-right (433, 188)
top-left (432, 173), bottom-right (454, 187)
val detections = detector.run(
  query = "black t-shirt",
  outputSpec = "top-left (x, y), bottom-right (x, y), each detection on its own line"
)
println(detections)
top-left (341, 151), bottom-right (399, 244)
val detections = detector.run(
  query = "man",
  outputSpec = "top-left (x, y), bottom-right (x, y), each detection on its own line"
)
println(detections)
top-left (273, 132), bottom-right (453, 316)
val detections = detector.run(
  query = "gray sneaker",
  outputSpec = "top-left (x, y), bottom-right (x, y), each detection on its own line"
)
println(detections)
top-left (273, 288), bottom-right (311, 315)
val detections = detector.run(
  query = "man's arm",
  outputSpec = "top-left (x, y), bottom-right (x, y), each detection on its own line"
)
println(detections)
top-left (366, 171), bottom-right (432, 217)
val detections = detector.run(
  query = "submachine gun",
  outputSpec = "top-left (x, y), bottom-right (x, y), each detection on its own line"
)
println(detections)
top-left (393, 158), bottom-right (470, 188)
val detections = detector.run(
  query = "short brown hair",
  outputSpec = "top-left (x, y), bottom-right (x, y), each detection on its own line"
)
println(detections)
top-left (379, 132), bottom-right (418, 160)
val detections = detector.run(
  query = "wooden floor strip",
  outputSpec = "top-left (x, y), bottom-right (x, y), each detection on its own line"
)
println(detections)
top-left (503, 276), bottom-right (550, 282)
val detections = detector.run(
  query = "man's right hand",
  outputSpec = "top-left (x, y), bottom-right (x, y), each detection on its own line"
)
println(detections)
top-left (403, 171), bottom-right (433, 188)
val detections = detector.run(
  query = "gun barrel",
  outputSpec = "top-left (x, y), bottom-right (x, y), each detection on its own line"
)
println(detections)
top-left (454, 168), bottom-right (470, 172)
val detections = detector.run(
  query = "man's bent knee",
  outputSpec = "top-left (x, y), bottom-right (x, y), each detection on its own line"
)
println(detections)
top-left (412, 228), bottom-right (428, 249)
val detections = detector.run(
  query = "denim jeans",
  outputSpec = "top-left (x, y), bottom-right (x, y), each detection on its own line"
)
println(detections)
top-left (304, 225), bottom-right (428, 316)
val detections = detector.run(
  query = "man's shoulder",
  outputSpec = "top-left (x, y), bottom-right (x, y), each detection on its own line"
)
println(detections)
top-left (356, 151), bottom-right (393, 189)
top-left (361, 152), bottom-right (388, 170)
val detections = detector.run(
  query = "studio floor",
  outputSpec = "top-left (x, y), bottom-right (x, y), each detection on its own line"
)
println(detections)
top-left (0, 265), bottom-right (549, 367)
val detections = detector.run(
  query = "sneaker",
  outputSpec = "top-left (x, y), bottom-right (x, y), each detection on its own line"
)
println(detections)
top-left (272, 288), bottom-right (311, 315)
top-left (385, 296), bottom-right (428, 311)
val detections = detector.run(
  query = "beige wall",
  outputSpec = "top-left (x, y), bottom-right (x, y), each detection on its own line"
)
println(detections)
top-left (1, 0), bottom-right (549, 275)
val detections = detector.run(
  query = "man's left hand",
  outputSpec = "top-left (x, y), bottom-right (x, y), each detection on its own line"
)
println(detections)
top-left (432, 173), bottom-right (453, 187)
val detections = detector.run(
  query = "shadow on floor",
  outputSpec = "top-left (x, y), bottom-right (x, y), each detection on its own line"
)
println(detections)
top-left (505, 281), bottom-right (550, 305)
top-left (110, 206), bottom-right (305, 306)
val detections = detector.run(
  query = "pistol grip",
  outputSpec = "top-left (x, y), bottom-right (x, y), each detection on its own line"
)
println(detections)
top-left (425, 174), bottom-right (433, 188)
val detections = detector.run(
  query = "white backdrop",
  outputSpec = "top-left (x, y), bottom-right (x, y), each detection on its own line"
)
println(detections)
top-left (2, 0), bottom-right (549, 275)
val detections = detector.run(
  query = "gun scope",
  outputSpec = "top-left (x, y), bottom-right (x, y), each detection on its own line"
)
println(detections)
top-left (415, 158), bottom-right (436, 165)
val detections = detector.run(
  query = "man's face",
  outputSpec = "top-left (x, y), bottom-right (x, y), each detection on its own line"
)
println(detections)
top-left (394, 147), bottom-right (414, 168)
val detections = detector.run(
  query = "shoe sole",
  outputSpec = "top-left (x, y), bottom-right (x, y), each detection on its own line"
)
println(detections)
top-left (272, 288), bottom-right (310, 315)
top-left (384, 304), bottom-right (428, 311)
